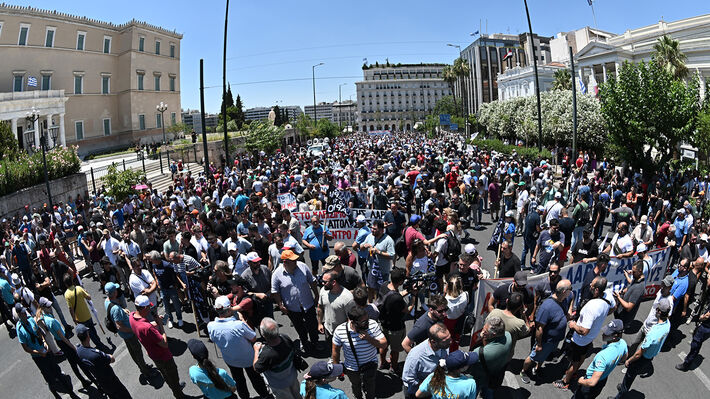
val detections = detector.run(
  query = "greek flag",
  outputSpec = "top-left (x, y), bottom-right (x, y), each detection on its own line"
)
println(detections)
top-left (363, 58), bottom-right (367, 64)
top-left (27, 76), bottom-right (38, 87)
top-left (579, 78), bottom-right (587, 94)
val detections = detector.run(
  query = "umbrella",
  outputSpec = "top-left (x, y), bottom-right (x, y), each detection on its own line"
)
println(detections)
top-left (134, 184), bottom-right (149, 190)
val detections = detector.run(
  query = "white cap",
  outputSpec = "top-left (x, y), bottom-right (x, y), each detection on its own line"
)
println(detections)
top-left (214, 296), bottom-right (231, 310)
top-left (10, 273), bottom-right (21, 286)
top-left (505, 210), bottom-right (514, 218)
top-left (554, 191), bottom-right (562, 199)
top-left (356, 214), bottom-right (366, 223)
top-left (464, 243), bottom-right (477, 254)
top-left (134, 295), bottom-right (152, 307)
top-left (227, 242), bottom-right (237, 252)
top-left (636, 243), bottom-right (647, 252)
top-left (640, 215), bottom-right (648, 224)
top-left (246, 252), bottom-right (262, 262)
top-left (700, 233), bottom-right (709, 242)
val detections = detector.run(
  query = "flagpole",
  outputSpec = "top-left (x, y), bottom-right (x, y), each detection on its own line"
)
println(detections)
top-left (589, 0), bottom-right (599, 30)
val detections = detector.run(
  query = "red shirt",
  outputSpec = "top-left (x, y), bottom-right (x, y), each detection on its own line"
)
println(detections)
top-left (656, 221), bottom-right (670, 248)
top-left (339, 250), bottom-right (357, 268)
top-left (405, 226), bottom-right (424, 252)
top-left (129, 312), bottom-right (173, 361)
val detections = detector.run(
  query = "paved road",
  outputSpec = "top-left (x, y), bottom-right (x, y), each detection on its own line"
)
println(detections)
top-left (1, 210), bottom-right (709, 398)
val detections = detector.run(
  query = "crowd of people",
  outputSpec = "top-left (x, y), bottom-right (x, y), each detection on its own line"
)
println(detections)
top-left (0, 131), bottom-right (708, 399)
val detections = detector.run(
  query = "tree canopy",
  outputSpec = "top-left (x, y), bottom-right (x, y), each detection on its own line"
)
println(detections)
top-left (653, 35), bottom-right (688, 80)
top-left (552, 69), bottom-right (572, 91)
top-left (244, 120), bottom-right (284, 154)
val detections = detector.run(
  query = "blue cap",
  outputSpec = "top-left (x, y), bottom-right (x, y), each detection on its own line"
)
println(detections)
top-left (104, 282), bottom-right (120, 294)
top-left (306, 361), bottom-right (344, 380)
top-left (75, 324), bottom-right (90, 338)
top-left (409, 214), bottom-right (422, 225)
top-left (446, 350), bottom-right (479, 369)
top-left (601, 319), bottom-right (624, 336)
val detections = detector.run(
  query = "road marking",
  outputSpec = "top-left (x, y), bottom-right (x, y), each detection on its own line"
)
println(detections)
top-left (504, 370), bottom-right (520, 390)
top-left (679, 351), bottom-right (710, 390)
top-left (0, 359), bottom-right (21, 380)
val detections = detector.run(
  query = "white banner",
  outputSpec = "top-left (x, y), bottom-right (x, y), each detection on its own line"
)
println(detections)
top-left (292, 208), bottom-right (390, 245)
top-left (469, 247), bottom-right (672, 346)
top-left (277, 193), bottom-right (297, 211)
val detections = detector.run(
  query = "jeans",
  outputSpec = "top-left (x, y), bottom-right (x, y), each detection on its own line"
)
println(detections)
top-left (616, 357), bottom-right (653, 397)
top-left (155, 358), bottom-right (184, 398)
top-left (520, 237), bottom-right (536, 269)
top-left (228, 364), bottom-right (269, 399)
top-left (49, 295), bottom-right (70, 327)
top-left (287, 305), bottom-right (319, 346)
top-left (345, 366), bottom-right (377, 399)
top-left (682, 324), bottom-right (710, 367)
top-left (160, 286), bottom-right (182, 322)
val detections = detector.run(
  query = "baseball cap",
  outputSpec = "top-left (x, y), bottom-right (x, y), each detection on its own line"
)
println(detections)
top-left (214, 296), bottom-right (231, 310)
top-left (280, 249), bottom-right (299, 261)
top-left (505, 210), bottom-right (514, 218)
top-left (678, 208), bottom-right (686, 214)
top-left (662, 275), bottom-right (675, 287)
top-left (554, 191), bottom-right (562, 199)
top-left (464, 243), bottom-right (477, 255)
top-left (601, 319), bottom-right (624, 336)
top-left (583, 224), bottom-right (593, 234)
top-left (38, 297), bottom-right (53, 308)
top-left (305, 361), bottom-right (344, 380)
top-left (323, 255), bottom-right (340, 271)
top-left (537, 205), bottom-right (545, 212)
top-left (104, 282), bottom-right (120, 294)
top-left (191, 209), bottom-right (199, 215)
top-left (10, 273), bottom-right (21, 286)
top-left (700, 233), bottom-right (709, 242)
top-left (246, 252), bottom-right (262, 263)
top-left (13, 302), bottom-right (25, 314)
top-left (75, 324), bottom-right (90, 339)
top-left (639, 215), bottom-right (648, 225)
top-left (409, 214), bottom-right (422, 225)
top-left (227, 242), bottom-right (238, 252)
top-left (356, 214), bottom-right (367, 224)
top-left (514, 271), bottom-right (528, 286)
top-left (188, 338), bottom-right (209, 361)
top-left (636, 243), bottom-right (647, 253)
top-left (102, 229), bottom-right (110, 235)
top-left (134, 295), bottom-right (152, 307)
top-left (446, 350), bottom-right (479, 369)
top-left (657, 298), bottom-right (672, 313)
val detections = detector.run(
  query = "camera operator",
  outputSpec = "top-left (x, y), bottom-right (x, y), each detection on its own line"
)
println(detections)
top-left (207, 260), bottom-right (233, 298)
top-left (378, 267), bottom-right (417, 373)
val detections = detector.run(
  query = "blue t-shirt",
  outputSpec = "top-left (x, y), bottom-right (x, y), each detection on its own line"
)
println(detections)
top-left (105, 298), bottom-right (134, 339)
top-left (641, 320), bottom-right (670, 359)
top-left (419, 373), bottom-right (477, 399)
top-left (673, 217), bottom-right (689, 245)
top-left (584, 339), bottom-right (627, 381)
top-left (189, 365), bottom-right (236, 399)
top-left (235, 194), bottom-right (249, 213)
top-left (299, 381), bottom-right (348, 399)
top-left (17, 318), bottom-right (45, 357)
top-left (670, 270), bottom-right (689, 304)
top-left (0, 278), bottom-right (14, 304)
top-left (535, 297), bottom-right (568, 343)
top-left (355, 226), bottom-right (372, 258)
top-left (112, 209), bottom-right (125, 229)
top-left (303, 225), bottom-right (331, 261)
top-left (207, 317), bottom-right (256, 368)
top-left (40, 314), bottom-right (65, 342)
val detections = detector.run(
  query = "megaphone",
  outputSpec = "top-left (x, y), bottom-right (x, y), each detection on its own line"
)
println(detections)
top-left (323, 137), bottom-right (330, 144)
top-left (307, 139), bottom-right (313, 146)
top-left (313, 138), bottom-right (321, 145)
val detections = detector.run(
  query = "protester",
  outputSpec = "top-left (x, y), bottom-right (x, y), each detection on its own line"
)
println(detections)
top-left (402, 322), bottom-right (451, 399)
top-left (187, 338), bottom-right (238, 399)
top-left (75, 324), bottom-right (132, 398)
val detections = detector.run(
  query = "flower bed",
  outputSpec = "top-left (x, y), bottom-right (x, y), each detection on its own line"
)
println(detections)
top-left (0, 145), bottom-right (81, 197)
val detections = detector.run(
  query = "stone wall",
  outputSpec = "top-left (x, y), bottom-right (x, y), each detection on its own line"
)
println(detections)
top-left (0, 173), bottom-right (88, 218)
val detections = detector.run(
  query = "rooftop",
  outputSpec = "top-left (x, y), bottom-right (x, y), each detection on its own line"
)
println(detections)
top-left (362, 62), bottom-right (448, 70)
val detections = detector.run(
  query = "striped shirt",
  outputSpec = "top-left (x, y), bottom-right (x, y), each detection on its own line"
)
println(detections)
top-left (333, 319), bottom-right (383, 371)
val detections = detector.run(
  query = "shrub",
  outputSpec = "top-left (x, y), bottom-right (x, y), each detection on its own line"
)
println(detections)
top-left (470, 139), bottom-right (552, 160)
top-left (0, 145), bottom-right (81, 197)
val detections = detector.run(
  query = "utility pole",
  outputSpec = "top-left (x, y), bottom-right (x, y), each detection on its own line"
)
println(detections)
top-left (570, 46), bottom-right (578, 157)
top-left (222, 0), bottom-right (230, 165)
top-left (523, 0), bottom-right (543, 151)
top-left (200, 59), bottom-right (209, 177)
top-left (312, 63), bottom-right (324, 126)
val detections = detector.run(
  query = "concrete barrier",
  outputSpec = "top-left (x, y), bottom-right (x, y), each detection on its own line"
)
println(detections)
top-left (0, 173), bottom-right (88, 218)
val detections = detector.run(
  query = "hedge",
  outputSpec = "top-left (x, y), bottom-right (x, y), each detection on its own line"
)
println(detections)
top-left (0, 145), bottom-right (81, 197)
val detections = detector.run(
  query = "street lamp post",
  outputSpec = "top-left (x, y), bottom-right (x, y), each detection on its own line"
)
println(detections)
top-left (523, 0), bottom-right (543, 151)
top-left (156, 102), bottom-right (168, 144)
top-left (25, 107), bottom-right (58, 211)
top-left (447, 43), bottom-right (465, 126)
top-left (338, 83), bottom-right (347, 131)
top-left (312, 62), bottom-right (324, 126)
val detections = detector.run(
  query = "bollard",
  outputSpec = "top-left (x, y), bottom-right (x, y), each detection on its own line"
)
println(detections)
top-left (142, 153), bottom-right (146, 175)
top-left (159, 151), bottom-right (164, 174)
top-left (90, 167), bottom-right (96, 194)
top-left (122, 159), bottom-right (126, 171)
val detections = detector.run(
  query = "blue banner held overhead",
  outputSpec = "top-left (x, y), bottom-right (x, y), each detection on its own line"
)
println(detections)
top-left (439, 114), bottom-right (451, 125)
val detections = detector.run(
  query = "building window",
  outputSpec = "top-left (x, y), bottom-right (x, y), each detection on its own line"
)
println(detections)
top-left (0, 22), bottom-right (3, 39)
top-left (76, 31), bottom-right (85, 50)
top-left (170, 44), bottom-right (175, 58)
top-left (103, 36), bottom-right (111, 54)
top-left (171, 112), bottom-right (176, 125)
top-left (102, 76), bottom-right (110, 94)
top-left (154, 76), bottom-right (160, 91)
top-left (75, 121), bottom-right (84, 140)
top-left (139, 36), bottom-right (144, 52)
top-left (13, 75), bottom-right (23, 92)
top-left (156, 113), bottom-right (162, 128)
top-left (41, 75), bottom-right (51, 90)
top-left (103, 119), bottom-right (111, 136)
top-left (137, 74), bottom-right (144, 90)
top-left (155, 40), bottom-right (160, 55)
top-left (139, 114), bottom-right (145, 130)
top-left (74, 75), bottom-right (83, 94)
top-left (18, 24), bottom-right (30, 46)
top-left (45, 27), bottom-right (55, 47)
top-left (169, 76), bottom-right (175, 92)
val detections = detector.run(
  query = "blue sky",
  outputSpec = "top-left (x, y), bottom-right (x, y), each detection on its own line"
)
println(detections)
top-left (12, 1), bottom-right (710, 113)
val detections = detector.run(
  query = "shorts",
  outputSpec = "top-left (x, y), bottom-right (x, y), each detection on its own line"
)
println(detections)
top-left (529, 341), bottom-right (558, 363)
top-left (567, 341), bottom-right (592, 363)
top-left (383, 328), bottom-right (405, 353)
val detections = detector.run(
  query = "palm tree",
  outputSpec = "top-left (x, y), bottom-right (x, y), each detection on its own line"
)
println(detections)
top-left (653, 35), bottom-right (688, 80)
top-left (453, 58), bottom-right (471, 119)
top-left (442, 65), bottom-right (458, 115)
top-left (552, 69), bottom-right (572, 91)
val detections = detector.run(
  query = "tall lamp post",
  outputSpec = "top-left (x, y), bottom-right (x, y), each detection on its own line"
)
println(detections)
top-left (338, 83), bottom-right (347, 131)
top-left (222, 0), bottom-right (230, 165)
top-left (312, 62), bottom-right (324, 126)
top-left (156, 102), bottom-right (168, 144)
top-left (447, 43), bottom-right (465, 125)
top-left (25, 107), bottom-right (58, 211)
top-left (523, 0), bottom-right (543, 151)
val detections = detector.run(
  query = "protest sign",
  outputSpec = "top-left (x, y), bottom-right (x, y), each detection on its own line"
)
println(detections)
top-left (277, 193), bottom-right (297, 211)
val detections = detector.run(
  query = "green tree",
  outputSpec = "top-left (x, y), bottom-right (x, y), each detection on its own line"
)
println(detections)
top-left (233, 94), bottom-right (245, 129)
top-left (599, 60), bottom-right (701, 174)
top-left (552, 69), bottom-right (572, 91)
top-left (433, 96), bottom-right (462, 118)
top-left (225, 84), bottom-right (234, 108)
top-left (295, 113), bottom-right (313, 136)
top-left (167, 122), bottom-right (187, 134)
top-left (244, 120), bottom-right (284, 153)
top-left (313, 118), bottom-right (340, 138)
top-left (453, 58), bottom-right (470, 117)
top-left (442, 65), bottom-right (458, 116)
top-left (653, 35), bottom-right (688, 80)
top-left (0, 121), bottom-right (20, 161)
top-left (103, 164), bottom-right (145, 202)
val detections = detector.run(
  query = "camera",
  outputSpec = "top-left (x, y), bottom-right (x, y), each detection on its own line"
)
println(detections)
top-left (403, 272), bottom-right (438, 294)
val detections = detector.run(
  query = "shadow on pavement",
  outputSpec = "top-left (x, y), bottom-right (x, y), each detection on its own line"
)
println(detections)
top-left (375, 370), bottom-right (403, 398)
top-left (496, 386), bottom-right (531, 398)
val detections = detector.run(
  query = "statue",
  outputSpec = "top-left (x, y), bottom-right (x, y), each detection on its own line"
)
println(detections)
top-left (268, 108), bottom-right (276, 125)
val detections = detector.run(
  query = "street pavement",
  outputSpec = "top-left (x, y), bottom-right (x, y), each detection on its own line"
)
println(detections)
top-left (1, 210), bottom-right (710, 398)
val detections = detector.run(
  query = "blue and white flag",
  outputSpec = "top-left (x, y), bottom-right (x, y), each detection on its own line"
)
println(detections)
top-left (579, 78), bottom-right (587, 94)
top-left (363, 58), bottom-right (367, 64)
top-left (27, 76), bottom-right (38, 87)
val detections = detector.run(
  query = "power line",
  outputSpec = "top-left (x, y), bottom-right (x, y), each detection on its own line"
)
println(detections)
top-left (202, 75), bottom-right (362, 89)
top-left (227, 52), bottom-right (454, 72)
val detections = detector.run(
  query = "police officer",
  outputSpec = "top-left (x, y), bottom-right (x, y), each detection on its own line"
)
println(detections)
top-left (75, 324), bottom-right (133, 399)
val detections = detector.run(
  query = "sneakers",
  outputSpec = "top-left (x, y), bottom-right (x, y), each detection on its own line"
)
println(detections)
top-left (520, 371), bottom-right (531, 384)
top-left (553, 379), bottom-right (569, 391)
top-left (177, 319), bottom-right (184, 327)
top-left (676, 363), bottom-right (689, 371)
top-left (167, 320), bottom-right (174, 329)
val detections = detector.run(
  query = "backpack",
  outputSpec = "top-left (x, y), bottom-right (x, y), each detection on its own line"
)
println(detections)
top-left (444, 232), bottom-right (461, 263)
top-left (374, 288), bottom-right (397, 323)
top-left (394, 227), bottom-right (409, 258)
top-left (248, 294), bottom-right (269, 325)
top-left (576, 205), bottom-right (591, 227)
top-left (104, 302), bottom-right (118, 334)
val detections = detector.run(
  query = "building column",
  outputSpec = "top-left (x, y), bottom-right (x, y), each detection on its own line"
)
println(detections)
top-left (615, 62), bottom-right (620, 80)
top-left (602, 63), bottom-right (608, 83)
top-left (46, 114), bottom-right (54, 148)
top-left (59, 113), bottom-right (66, 147)
top-left (10, 118), bottom-right (18, 141)
top-left (33, 117), bottom-right (40, 151)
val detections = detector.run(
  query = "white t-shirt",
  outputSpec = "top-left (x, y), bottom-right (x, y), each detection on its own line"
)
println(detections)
top-left (610, 233), bottom-right (634, 256)
top-left (434, 237), bottom-right (449, 267)
top-left (572, 290), bottom-right (615, 346)
top-left (129, 269), bottom-right (159, 306)
top-left (545, 201), bottom-right (563, 223)
top-left (517, 190), bottom-right (529, 212)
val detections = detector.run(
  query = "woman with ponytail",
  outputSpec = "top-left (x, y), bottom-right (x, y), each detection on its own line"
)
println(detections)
top-left (300, 361), bottom-right (347, 399)
top-left (187, 339), bottom-right (237, 398)
top-left (415, 350), bottom-right (478, 399)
